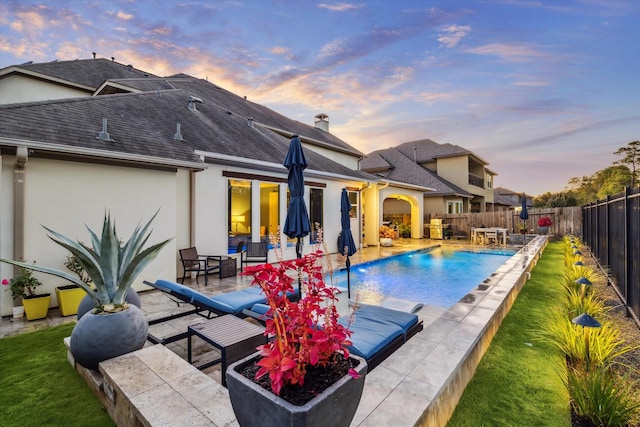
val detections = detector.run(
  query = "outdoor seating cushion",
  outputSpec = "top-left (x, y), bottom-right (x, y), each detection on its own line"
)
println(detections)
top-left (210, 287), bottom-right (267, 314)
top-left (152, 280), bottom-right (267, 315)
top-left (151, 280), bottom-right (300, 315)
top-left (354, 303), bottom-right (420, 336)
top-left (244, 301), bottom-right (414, 361)
top-left (339, 315), bottom-right (404, 360)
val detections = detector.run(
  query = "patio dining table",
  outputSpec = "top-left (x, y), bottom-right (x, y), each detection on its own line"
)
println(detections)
top-left (471, 227), bottom-right (509, 245)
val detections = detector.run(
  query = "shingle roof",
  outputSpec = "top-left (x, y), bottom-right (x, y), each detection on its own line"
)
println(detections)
top-left (0, 89), bottom-right (368, 180)
top-left (10, 58), bottom-right (157, 89)
top-left (394, 139), bottom-right (471, 162)
top-left (98, 75), bottom-right (363, 157)
top-left (361, 147), bottom-right (472, 196)
top-left (0, 59), bottom-right (368, 180)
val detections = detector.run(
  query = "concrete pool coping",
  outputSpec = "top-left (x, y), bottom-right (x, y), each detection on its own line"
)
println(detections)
top-left (8, 237), bottom-right (548, 426)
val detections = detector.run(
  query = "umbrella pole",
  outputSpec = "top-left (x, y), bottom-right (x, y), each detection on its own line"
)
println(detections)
top-left (346, 256), bottom-right (351, 300)
top-left (296, 237), bottom-right (302, 295)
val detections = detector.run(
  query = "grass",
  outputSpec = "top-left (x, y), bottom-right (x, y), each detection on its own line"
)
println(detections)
top-left (0, 323), bottom-right (114, 427)
top-left (447, 242), bottom-right (571, 426)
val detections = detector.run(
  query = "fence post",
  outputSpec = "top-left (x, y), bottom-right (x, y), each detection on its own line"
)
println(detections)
top-left (624, 187), bottom-right (631, 318)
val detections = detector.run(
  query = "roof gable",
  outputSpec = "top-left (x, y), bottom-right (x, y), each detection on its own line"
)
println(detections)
top-left (6, 58), bottom-right (157, 90)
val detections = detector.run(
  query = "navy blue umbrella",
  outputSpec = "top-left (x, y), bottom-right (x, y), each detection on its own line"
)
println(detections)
top-left (338, 188), bottom-right (357, 299)
top-left (283, 135), bottom-right (311, 292)
top-left (519, 193), bottom-right (529, 221)
top-left (520, 193), bottom-right (529, 246)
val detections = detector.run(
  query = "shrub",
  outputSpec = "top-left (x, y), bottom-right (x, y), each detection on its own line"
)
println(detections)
top-left (538, 217), bottom-right (552, 227)
top-left (564, 364), bottom-right (640, 427)
top-left (563, 287), bottom-right (607, 321)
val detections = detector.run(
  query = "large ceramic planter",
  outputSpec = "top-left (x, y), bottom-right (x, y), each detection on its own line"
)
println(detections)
top-left (379, 237), bottom-right (393, 247)
top-left (70, 304), bottom-right (148, 371)
top-left (537, 226), bottom-right (549, 235)
top-left (23, 294), bottom-right (51, 320)
top-left (55, 285), bottom-right (86, 316)
top-left (76, 288), bottom-right (141, 320)
top-left (227, 353), bottom-right (367, 427)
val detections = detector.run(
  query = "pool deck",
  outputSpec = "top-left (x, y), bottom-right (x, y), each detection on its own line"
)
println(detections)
top-left (1, 236), bottom-right (548, 426)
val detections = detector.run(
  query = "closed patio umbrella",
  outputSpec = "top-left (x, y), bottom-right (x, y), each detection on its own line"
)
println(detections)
top-left (283, 135), bottom-right (311, 294)
top-left (520, 193), bottom-right (529, 246)
top-left (338, 188), bottom-right (357, 299)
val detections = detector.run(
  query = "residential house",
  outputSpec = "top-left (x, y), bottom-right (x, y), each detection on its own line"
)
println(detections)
top-left (361, 139), bottom-right (497, 222)
top-left (1, 58), bottom-right (397, 317)
top-left (493, 187), bottom-right (533, 212)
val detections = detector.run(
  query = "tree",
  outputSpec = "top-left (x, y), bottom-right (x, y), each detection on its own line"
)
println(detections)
top-left (613, 140), bottom-right (639, 188)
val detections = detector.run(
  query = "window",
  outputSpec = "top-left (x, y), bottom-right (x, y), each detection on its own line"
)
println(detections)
top-left (309, 188), bottom-right (323, 242)
top-left (447, 201), bottom-right (463, 214)
top-left (348, 191), bottom-right (358, 218)
top-left (229, 180), bottom-right (251, 236)
top-left (259, 183), bottom-right (279, 243)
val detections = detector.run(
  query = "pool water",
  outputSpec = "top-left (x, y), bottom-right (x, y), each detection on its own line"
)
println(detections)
top-left (333, 248), bottom-right (516, 308)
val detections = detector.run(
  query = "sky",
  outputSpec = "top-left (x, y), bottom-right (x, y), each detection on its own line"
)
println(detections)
top-left (1, 0), bottom-right (638, 196)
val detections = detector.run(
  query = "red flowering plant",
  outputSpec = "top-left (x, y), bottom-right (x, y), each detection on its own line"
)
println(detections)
top-left (538, 217), bottom-right (552, 227)
top-left (241, 232), bottom-right (357, 396)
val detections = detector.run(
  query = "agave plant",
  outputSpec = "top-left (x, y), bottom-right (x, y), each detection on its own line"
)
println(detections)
top-left (1, 211), bottom-right (171, 311)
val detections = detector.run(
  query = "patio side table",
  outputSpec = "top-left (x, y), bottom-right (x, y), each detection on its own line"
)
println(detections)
top-left (187, 315), bottom-right (265, 387)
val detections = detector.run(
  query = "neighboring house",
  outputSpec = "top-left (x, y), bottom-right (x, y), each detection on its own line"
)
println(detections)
top-left (361, 139), bottom-right (496, 216)
top-left (493, 187), bottom-right (533, 212)
top-left (0, 58), bottom-right (382, 317)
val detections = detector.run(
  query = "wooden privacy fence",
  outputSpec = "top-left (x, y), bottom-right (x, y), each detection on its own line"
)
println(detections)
top-left (582, 186), bottom-right (640, 327)
top-left (426, 206), bottom-right (582, 239)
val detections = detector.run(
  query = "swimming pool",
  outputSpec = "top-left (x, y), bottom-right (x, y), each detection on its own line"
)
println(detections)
top-left (333, 248), bottom-right (516, 308)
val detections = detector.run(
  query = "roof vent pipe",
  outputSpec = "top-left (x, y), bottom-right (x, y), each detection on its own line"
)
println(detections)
top-left (247, 117), bottom-right (254, 127)
top-left (174, 122), bottom-right (184, 141)
top-left (188, 96), bottom-right (202, 111)
top-left (414, 147), bottom-right (417, 163)
top-left (96, 118), bottom-right (114, 142)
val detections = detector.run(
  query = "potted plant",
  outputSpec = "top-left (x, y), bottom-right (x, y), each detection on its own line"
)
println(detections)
top-left (398, 223), bottom-right (411, 238)
top-left (517, 221), bottom-right (527, 235)
top-left (54, 255), bottom-right (91, 317)
top-left (379, 225), bottom-right (397, 246)
top-left (443, 226), bottom-right (453, 240)
top-left (537, 217), bottom-right (552, 235)
top-left (226, 247), bottom-right (367, 427)
top-left (2, 263), bottom-right (50, 320)
top-left (0, 211), bottom-right (171, 370)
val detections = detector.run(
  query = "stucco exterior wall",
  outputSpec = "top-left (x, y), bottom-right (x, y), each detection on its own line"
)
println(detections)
top-left (302, 143), bottom-right (360, 170)
top-left (362, 184), bottom-right (424, 245)
top-left (437, 156), bottom-right (468, 189)
top-left (0, 74), bottom-right (90, 104)
top-left (0, 156), bottom-right (179, 316)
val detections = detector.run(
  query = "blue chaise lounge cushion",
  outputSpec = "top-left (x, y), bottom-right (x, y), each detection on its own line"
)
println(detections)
top-left (338, 315), bottom-right (404, 360)
top-left (354, 303), bottom-right (419, 336)
top-left (153, 280), bottom-right (267, 314)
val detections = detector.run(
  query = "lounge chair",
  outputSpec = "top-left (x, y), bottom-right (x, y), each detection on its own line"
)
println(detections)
top-left (243, 302), bottom-right (423, 371)
top-left (144, 279), bottom-right (299, 344)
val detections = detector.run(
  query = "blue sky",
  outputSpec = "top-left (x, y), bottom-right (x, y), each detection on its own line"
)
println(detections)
top-left (1, 0), bottom-right (638, 195)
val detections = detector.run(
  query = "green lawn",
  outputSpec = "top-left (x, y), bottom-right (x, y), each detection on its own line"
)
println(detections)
top-left (447, 242), bottom-right (571, 426)
top-left (0, 323), bottom-right (114, 427)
